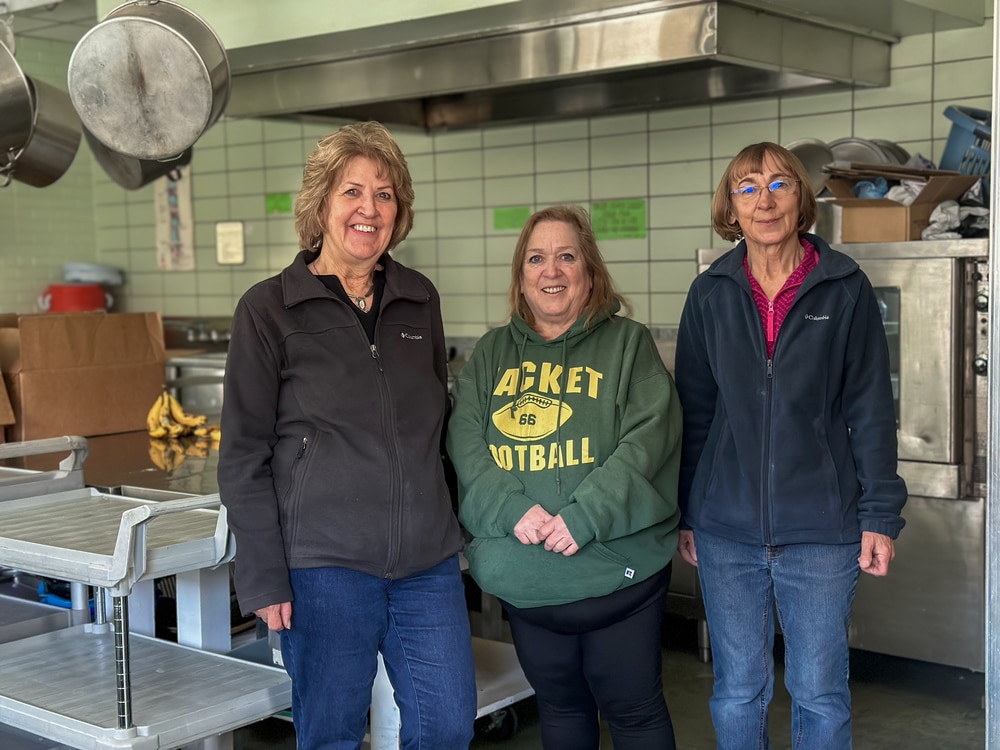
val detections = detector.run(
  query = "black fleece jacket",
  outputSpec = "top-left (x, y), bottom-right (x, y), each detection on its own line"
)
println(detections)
top-left (218, 250), bottom-right (463, 615)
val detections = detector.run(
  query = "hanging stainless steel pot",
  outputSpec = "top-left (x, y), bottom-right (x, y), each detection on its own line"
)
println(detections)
top-left (8, 76), bottom-right (82, 188)
top-left (0, 41), bottom-right (33, 156)
top-left (67, 0), bottom-right (230, 161)
top-left (84, 126), bottom-right (191, 190)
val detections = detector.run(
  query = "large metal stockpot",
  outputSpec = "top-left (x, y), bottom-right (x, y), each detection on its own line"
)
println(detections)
top-left (84, 126), bottom-right (191, 190)
top-left (67, 0), bottom-right (230, 161)
top-left (9, 76), bottom-right (82, 188)
top-left (0, 42), bottom-right (32, 156)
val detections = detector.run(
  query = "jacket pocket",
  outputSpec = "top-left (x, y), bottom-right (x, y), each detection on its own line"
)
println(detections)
top-left (280, 432), bottom-right (315, 550)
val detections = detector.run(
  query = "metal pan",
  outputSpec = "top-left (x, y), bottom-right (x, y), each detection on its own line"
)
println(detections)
top-left (84, 126), bottom-right (191, 190)
top-left (784, 137), bottom-right (833, 196)
top-left (68, 0), bottom-right (230, 161)
top-left (0, 41), bottom-right (32, 155)
top-left (9, 76), bottom-right (82, 188)
top-left (871, 138), bottom-right (911, 165)
top-left (829, 137), bottom-right (892, 165)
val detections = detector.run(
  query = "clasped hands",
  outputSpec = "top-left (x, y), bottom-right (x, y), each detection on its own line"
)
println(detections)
top-left (514, 503), bottom-right (579, 556)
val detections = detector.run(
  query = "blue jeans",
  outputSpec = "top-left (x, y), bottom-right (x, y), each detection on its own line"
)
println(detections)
top-left (279, 555), bottom-right (477, 750)
top-left (694, 530), bottom-right (861, 750)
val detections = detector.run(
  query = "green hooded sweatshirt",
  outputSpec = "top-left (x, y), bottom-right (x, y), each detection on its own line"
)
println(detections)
top-left (447, 306), bottom-right (682, 608)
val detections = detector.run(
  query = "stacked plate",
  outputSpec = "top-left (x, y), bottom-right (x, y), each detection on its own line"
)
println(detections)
top-left (784, 137), bottom-right (911, 196)
top-left (785, 138), bottom-right (834, 195)
top-left (829, 137), bottom-right (910, 166)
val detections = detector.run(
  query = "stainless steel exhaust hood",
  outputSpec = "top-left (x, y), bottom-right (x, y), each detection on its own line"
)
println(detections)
top-left (224, 0), bottom-right (981, 131)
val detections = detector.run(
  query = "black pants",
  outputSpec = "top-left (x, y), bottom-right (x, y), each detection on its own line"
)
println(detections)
top-left (502, 563), bottom-right (676, 750)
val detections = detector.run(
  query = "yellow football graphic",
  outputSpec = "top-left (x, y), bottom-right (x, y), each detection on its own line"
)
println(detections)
top-left (492, 392), bottom-right (573, 441)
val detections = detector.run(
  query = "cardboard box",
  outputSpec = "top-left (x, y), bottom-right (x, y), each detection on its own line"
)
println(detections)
top-left (0, 312), bottom-right (166, 442)
top-left (0, 368), bottom-right (13, 444)
top-left (825, 174), bottom-right (980, 243)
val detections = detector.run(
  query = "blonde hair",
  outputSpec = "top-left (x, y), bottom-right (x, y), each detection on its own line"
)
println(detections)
top-left (711, 142), bottom-right (818, 243)
top-left (294, 121), bottom-right (415, 251)
top-left (508, 205), bottom-right (631, 327)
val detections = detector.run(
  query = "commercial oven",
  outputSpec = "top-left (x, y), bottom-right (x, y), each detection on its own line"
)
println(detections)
top-left (695, 238), bottom-right (989, 670)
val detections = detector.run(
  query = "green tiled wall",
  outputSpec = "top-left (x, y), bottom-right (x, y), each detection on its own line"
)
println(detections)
top-left (0, 38), bottom-right (95, 314)
top-left (2, 10), bottom-right (994, 337)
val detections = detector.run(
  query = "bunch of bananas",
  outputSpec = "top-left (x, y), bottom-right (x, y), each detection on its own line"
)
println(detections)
top-left (146, 390), bottom-right (221, 440)
top-left (148, 435), bottom-right (215, 472)
top-left (145, 391), bottom-right (222, 472)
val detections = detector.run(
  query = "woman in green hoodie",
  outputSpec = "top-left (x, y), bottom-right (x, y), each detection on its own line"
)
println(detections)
top-left (447, 204), bottom-right (683, 750)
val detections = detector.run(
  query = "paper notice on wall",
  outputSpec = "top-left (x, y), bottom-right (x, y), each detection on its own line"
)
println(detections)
top-left (154, 164), bottom-right (195, 271)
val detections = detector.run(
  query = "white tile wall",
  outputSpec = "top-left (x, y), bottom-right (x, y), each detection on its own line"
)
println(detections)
top-left (2, 9), bottom-right (994, 340)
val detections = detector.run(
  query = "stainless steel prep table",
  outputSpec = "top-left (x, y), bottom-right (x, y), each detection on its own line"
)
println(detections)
top-left (0, 431), bottom-right (220, 498)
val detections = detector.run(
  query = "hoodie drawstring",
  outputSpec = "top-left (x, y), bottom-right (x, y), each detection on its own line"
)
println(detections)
top-left (497, 322), bottom-right (573, 497)
top-left (552, 333), bottom-right (569, 495)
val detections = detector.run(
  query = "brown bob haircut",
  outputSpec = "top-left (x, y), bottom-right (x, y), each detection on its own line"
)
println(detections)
top-left (711, 142), bottom-right (818, 243)
top-left (508, 204), bottom-right (631, 328)
top-left (294, 121), bottom-right (415, 252)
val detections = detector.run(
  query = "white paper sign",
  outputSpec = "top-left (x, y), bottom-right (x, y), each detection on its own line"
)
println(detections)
top-left (216, 221), bottom-right (246, 265)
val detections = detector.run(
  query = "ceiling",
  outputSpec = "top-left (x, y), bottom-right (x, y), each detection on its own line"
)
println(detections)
top-left (5, 0), bottom-right (96, 45)
top-left (5, 0), bottom-right (988, 132)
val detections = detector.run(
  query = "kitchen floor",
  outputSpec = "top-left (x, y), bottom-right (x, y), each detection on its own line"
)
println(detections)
top-left (233, 614), bottom-right (985, 750)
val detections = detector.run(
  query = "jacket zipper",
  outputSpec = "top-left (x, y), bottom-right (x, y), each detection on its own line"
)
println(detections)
top-left (335, 289), bottom-right (408, 578)
top-left (766, 299), bottom-right (776, 354)
top-left (760, 279), bottom-right (806, 546)
top-left (367, 323), bottom-right (401, 577)
top-left (762, 358), bottom-right (774, 546)
top-left (287, 436), bottom-right (310, 548)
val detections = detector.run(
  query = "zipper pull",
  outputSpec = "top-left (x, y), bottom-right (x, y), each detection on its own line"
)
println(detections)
top-left (370, 344), bottom-right (379, 360)
top-left (296, 437), bottom-right (308, 459)
top-left (767, 358), bottom-right (773, 379)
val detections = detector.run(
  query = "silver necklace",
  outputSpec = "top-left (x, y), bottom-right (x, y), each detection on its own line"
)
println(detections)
top-left (346, 283), bottom-right (374, 311)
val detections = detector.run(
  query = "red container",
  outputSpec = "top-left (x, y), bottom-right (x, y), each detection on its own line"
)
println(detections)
top-left (38, 283), bottom-right (112, 313)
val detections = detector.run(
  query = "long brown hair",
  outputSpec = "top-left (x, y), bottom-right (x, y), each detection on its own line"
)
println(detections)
top-left (294, 121), bottom-right (415, 251)
top-left (711, 142), bottom-right (818, 243)
top-left (508, 205), bottom-right (631, 327)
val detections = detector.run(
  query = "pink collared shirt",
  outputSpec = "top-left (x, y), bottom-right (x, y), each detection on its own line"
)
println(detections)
top-left (744, 238), bottom-right (819, 358)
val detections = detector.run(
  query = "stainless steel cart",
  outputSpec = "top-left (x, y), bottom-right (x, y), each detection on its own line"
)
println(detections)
top-left (0, 488), bottom-right (291, 749)
top-left (0, 436), bottom-right (89, 502)
top-left (0, 437), bottom-right (92, 644)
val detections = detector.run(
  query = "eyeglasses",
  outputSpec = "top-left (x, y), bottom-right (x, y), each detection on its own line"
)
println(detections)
top-left (731, 179), bottom-right (798, 201)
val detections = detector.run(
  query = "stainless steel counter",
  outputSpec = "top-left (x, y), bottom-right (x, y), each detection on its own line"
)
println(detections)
top-left (4, 431), bottom-right (220, 497)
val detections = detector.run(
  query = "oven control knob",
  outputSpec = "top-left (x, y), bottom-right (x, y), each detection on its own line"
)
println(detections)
top-left (974, 293), bottom-right (989, 312)
top-left (973, 357), bottom-right (988, 376)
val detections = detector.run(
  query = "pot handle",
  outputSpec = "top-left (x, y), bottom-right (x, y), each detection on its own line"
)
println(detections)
top-left (37, 292), bottom-right (50, 312)
top-left (105, 291), bottom-right (114, 310)
top-left (0, 156), bottom-right (12, 188)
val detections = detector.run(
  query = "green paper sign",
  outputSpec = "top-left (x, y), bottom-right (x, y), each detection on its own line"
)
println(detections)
top-left (592, 200), bottom-right (647, 240)
top-left (266, 192), bottom-right (294, 215)
top-left (493, 206), bottom-right (532, 231)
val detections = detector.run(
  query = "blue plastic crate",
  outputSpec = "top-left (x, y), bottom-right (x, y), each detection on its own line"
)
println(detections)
top-left (37, 580), bottom-right (94, 616)
top-left (939, 105), bottom-right (991, 199)
top-left (940, 106), bottom-right (991, 173)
